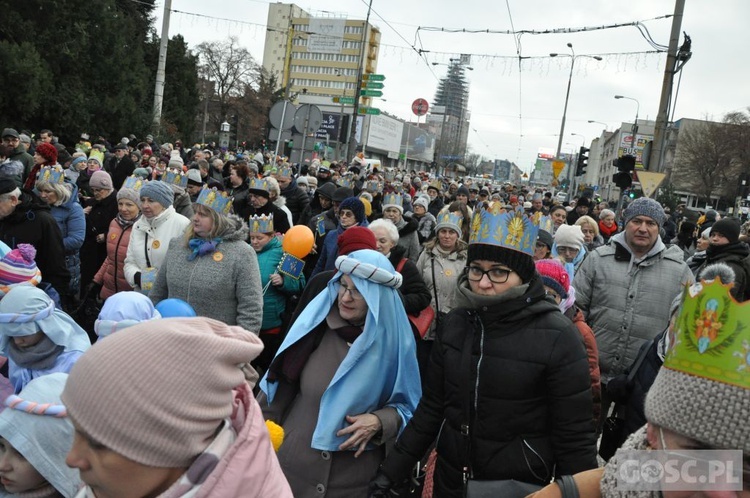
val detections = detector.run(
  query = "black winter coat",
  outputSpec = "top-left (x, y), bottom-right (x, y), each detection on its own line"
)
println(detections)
top-left (0, 191), bottom-right (70, 294)
top-left (388, 245), bottom-right (431, 316)
top-left (247, 201), bottom-right (291, 234)
top-left (79, 193), bottom-right (119, 289)
top-left (303, 208), bottom-right (338, 280)
top-left (111, 156), bottom-right (136, 190)
top-left (280, 180), bottom-right (310, 225)
top-left (299, 182), bottom-right (336, 228)
top-left (700, 242), bottom-right (750, 301)
top-left (381, 276), bottom-right (598, 497)
top-left (427, 196), bottom-right (444, 217)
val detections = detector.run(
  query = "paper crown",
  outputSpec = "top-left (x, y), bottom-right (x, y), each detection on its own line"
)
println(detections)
top-left (383, 170), bottom-right (396, 182)
top-left (276, 165), bottom-right (293, 179)
top-left (249, 178), bottom-right (270, 192)
top-left (248, 214), bottom-right (274, 234)
top-left (364, 180), bottom-right (382, 193)
top-left (382, 192), bottom-right (403, 207)
top-left (196, 186), bottom-right (233, 214)
top-left (337, 177), bottom-right (353, 189)
top-left (535, 213), bottom-right (553, 234)
top-left (122, 176), bottom-right (145, 192)
top-left (37, 166), bottom-right (64, 185)
top-left (665, 280), bottom-right (750, 389)
top-left (163, 170), bottom-right (188, 188)
top-left (88, 149), bottom-right (105, 165)
top-left (436, 211), bottom-right (463, 229)
top-left (469, 205), bottom-right (540, 257)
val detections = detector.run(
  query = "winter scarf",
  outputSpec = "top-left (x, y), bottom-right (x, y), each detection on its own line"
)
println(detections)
top-left (600, 426), bottom-right (660, 497)
top-left (7, 336), bottom-right (64, 370)
top-left (116, 212), bottom-right (140, 229)
top-left (599, 219), bottom-right (618, 239)
top-left (187, 237), bottom-right (222, 261)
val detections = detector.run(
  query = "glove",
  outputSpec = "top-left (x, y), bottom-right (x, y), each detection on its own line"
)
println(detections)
top-left (85, 281), bottom-right (103, 297)
top-left (134, 272), bottom-right (141, 287)
top-left (368, 471), bottom-right (395, 497)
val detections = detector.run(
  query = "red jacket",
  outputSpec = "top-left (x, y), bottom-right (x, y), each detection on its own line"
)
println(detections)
top-left (94, 218), bottom-right (135, 299)
top-left (568, 307), bottom-right (602, 425)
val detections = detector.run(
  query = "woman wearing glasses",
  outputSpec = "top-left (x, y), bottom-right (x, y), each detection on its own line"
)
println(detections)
top-left (371, 205), bottom-right (597, 498)
top-left (552, 224), bottom-right (587, 282)
top-left (310, 197), bottom-right (369, 278)
top-left (260, 249), bottom-right (421, 497)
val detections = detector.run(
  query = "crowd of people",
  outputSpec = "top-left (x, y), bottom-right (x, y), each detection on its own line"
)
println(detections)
top-left (0, 127), bottom-right (748, 498)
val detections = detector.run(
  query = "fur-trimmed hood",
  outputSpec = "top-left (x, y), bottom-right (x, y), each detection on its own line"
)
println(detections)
top-left (218, 213), bottom-right (250, 242)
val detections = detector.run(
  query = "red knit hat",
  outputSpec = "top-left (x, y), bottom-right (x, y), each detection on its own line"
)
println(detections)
top-left (535, 259), bottom-right (570, 299)
top-left (35, 142), bottom-right (58, 165)
top-left (337, 226), bottom-right (376, 255)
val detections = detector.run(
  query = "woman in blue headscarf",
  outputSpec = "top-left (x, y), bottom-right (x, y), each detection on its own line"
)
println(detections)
top-left (259, 249), bottom-right (421, 498)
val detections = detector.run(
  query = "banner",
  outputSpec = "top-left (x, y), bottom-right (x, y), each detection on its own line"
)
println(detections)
top-left (307, 18), bottom-right (346, 54)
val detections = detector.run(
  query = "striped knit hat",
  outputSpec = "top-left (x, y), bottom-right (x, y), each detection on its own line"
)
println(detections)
top-left (0, 244), bottom-right (42, 286)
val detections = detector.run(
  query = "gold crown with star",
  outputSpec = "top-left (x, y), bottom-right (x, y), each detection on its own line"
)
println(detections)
top-left (469, 205), bottom-right (540, 257)
top-left (163, 170), bottom-right (188, 188)
top-left (122, 176), bottom-right (145, 192)
top-left (248, 214), bottom-right (274, 234)
top-left (37, 166), bottom-right (65, 184)
top-left (196, 186), bottom-right (233, 214)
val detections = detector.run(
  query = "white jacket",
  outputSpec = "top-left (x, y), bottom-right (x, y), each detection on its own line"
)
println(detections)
top-left (124, 206), bottom-right (190, 288)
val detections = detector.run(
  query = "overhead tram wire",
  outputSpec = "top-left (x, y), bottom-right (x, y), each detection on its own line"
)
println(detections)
top-left (504, 0), bottom-right (525, 163)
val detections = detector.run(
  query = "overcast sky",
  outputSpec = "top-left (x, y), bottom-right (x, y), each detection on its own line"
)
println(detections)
top-left (157, 0), bottom-right (749, 172)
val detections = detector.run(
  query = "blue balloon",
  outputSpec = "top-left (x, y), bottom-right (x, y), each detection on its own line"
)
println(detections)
top-left (155, 298), bottom-right (196, 318)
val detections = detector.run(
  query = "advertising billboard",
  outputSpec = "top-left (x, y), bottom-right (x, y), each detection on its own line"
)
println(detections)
top-left (367, 114), bottom-right (404, 153)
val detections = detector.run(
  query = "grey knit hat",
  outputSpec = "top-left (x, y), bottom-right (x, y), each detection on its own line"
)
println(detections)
top-left (645, 277), bottom-right (750, 452)
top-left (117, 187), bottom-right (141, 208)
top-left (623, 197), bottom-right (667, 226)
top-left (140, 180), bottom-right (174, 208)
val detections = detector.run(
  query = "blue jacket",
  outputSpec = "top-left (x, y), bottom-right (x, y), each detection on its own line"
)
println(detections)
top-left (50, 182), bottom-right (85, 253)
top-left (311, 220), bottom-right (369, 278)
top-left (257, 237), bottom-right (305, 330)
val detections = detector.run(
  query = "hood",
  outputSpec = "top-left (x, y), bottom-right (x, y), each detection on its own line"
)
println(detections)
top-left (706, 241), bottom-right (750, 260)
top-left (280, 178), bottom-right (298, 195)
top-left (273, 196), bottom-right (286, 208)
top-left (0, 158), bottom-right (24, 178)
top-left (2, 190), bottom-right (50, 224)
top-left (62, 181), bottom-right (80, 208)
top-left (217, 213), bottom-right (250, 242)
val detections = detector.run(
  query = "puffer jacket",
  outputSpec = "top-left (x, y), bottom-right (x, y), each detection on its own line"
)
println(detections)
top-left (50, 182), bottom-right (85, 254)
top-left (123, 206), bottom-right (191, 290)
top-left (415, 242), bottom-right (467, 339)
top-left (94, 216), bottom-right (138, 299)
top-left (256, 236), bottom-right (305, 331)
top-left (573, 234), bottom-right (693, 381)
top-left (380, 275), bottom-right (597, 497)
top-left (280, 180), bottom-right (310, 225)
top-left (394, 215), bottom-right (421, 262)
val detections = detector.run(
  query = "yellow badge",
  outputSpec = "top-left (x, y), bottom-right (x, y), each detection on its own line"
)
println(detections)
top-left (445, 269), bottom-right (453, 276)
top-left (109, 233), bottom-right (117, 240)
top-left (213, 252), bottom-right (224, 262)
top-left (152, 240), bottom-right (160, 249)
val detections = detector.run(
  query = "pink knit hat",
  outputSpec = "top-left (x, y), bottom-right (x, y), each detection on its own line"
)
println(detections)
top-left (61, 317), bottom-right (264, 467)
top-left (535, 259), bottom-right (570, 299)
top-left (0, 244), bottom-right (41, 286)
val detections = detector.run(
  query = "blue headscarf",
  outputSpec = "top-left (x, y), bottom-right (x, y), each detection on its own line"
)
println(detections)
top-left (260, 249), bottom-right (421, 451)
top-left (0, 286), bottom-right (91, 354)
top-left (551, 242), bottom-right (587, 283)
top-left (94, 291), bottom-right (162, 339)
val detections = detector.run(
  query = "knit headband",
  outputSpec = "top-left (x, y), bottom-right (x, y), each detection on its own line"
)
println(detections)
top-left (0, 298), bottom-right (55, 323)
top-left (5, 394), bottom-right (68, 417)
top-left (335, 255), bottom-right (402, 289)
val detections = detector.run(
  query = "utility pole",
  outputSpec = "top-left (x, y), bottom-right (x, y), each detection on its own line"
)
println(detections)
top-left (152, 0), bottom-right (172, 134)
top-left (346, 0), bottom-right (373, 163)
top-left (648, 0), bottom-right (685, 173)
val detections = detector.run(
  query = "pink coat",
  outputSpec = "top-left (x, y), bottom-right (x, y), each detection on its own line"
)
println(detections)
top-left (195, 382), bottom-right (293, 498)
top-left (94, 219), bottom-right (134, 299)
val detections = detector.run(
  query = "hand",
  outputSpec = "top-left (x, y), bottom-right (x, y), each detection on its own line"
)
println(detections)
top-left (269, 273), bottom-right (284, 287)
top-left (337, 413), bottom-right (382, 458)
top-left (368, 471), bottom-right (394, 497)
top-left (96, 233), bottom-right (106, 243)
top-left (83, 206), bottom-right (92, 215)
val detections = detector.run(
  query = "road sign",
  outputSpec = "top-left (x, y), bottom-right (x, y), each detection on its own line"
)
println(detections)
top-left (361, 81), bottom-right (384, 89)
top-left (360, 89), bottom-right (383, 97)
top-left (636, 171), bottom-right (666, 198)
top-left (552, 160), bottom-right (565, 179)
top-left (293, 105), bottom-right (324, 135)
top-left (412, 98), bottom-right (429, 116)
top-left (362, 74), bottom-right (386, 81)
top-left (269, 100), bottom-right (296, 130)
top-left (358, 107), bottom-right (381, 115)
top-left (332, 96), bottom-right (355, 105)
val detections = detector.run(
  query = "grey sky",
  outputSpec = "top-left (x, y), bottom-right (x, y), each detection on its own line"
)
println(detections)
top-left (158, 0), bottom-right (749, 172)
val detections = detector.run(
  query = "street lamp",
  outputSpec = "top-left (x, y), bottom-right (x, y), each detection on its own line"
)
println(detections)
top-left (571, 132), bottom-right (587, 147)
top-left (614, 95), bottom-right (640, 151)
top-left (551, 43), bottom-right (602, 159)
top-left (587, 120), bottom-right (608, 131)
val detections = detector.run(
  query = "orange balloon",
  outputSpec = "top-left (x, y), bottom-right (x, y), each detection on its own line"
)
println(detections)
top-left (282, 225), bottom-right (315, 258)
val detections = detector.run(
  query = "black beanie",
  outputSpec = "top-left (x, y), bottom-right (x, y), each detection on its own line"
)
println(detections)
top-left (710, 218), bottom-right (741, 244)
top-left (467, 243), bottom-right (536, 283)
top-left (339, 197), bottom-right (366, 223)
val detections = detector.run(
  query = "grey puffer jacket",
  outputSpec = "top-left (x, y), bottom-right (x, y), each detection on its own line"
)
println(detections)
top-left (573, 232), bottom-right (693, 381)
top-left (149, 214), bottom-right (263, 333)
top-left (415, 242), bottom-right (467, 339)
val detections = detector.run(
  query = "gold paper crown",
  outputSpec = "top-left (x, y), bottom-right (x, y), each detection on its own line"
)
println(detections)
top-left (196, 186), bottom-right (233, 214)
top-left (163, 170), bottom-right (188, 188)
top-left (665, 280), bottom-right (750, 389)
top-left (382, 192), bottom-right (403, 208)
top-left (37, 166), bottom-right (64, 185)
top-left (248, 214), bottom-right (274, 234)
top-left (337, 177), bottom-right (353, 189)
top-left (122, 176), bottom-right (145, 192)
top-left (276, 165), bottom-right (293, 179)
top-left (249, 178), bottom-right (270, 193)
top-left (365, 180), bottom-right (382, 193)
top-left (469, 205), bottom-right (540, 257)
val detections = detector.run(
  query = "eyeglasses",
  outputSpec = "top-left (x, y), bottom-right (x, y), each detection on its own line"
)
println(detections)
top-left (465, 265), bottom-right (512, 284)
top-left (535, 242), bottom-right (549, 250)
top-left (557, 246), bottom-right (580, 255)
top-left (339, 283), bottom-right (363, 300)
top-left (339, 210), bottom-right (355, 218)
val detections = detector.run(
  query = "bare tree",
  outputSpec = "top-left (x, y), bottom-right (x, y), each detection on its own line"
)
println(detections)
top-left (672, 119), bottom-right (737, 205)
top-left (196, 37), bottom-right (259, 127)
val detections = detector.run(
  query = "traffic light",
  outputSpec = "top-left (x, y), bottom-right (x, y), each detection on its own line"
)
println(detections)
top-left (576, 147), bottom-right (589, 176)
top-left (612, 154), bottom-right (636, 189)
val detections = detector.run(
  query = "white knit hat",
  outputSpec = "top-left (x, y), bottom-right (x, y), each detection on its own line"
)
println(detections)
top-left (554, 224), bottom-right (585, 249)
